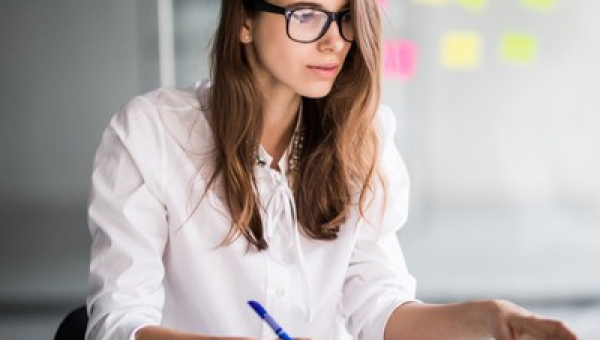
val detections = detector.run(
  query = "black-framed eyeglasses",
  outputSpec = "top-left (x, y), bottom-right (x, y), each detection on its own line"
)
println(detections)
top-left (244, 0), bottom-right (354, 43)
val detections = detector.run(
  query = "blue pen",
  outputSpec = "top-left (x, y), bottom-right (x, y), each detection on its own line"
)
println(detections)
top-left (248, 300), bottom-right (294, 340)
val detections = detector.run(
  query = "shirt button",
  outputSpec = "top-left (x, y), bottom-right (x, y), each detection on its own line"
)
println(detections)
top-left (275, 288), bottom-right (286, 297)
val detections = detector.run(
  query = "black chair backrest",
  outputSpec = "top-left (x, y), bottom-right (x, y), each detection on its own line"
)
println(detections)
top-left (54, 305), bottom-right (88, 340)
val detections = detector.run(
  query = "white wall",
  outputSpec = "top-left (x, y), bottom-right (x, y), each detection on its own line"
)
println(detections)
top-left (0, 0), bottom-right (159, 207)
top-left (0, 0), bottom-right (160, 302)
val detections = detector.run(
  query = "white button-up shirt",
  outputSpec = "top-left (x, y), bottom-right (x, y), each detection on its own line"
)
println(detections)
top-left (86, 81), bottom-right (416, 340)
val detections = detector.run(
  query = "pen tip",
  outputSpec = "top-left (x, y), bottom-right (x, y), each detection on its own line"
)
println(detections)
top-left (248, 300), bottom-right (265, 315)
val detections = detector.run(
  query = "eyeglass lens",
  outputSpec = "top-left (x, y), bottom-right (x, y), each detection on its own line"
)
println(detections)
top-left (288, 8), bottom-right (353, 43)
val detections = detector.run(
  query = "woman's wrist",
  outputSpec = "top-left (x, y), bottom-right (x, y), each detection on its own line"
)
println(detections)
top-left (471, 299), bottom-right (525, 335)
top-left (480, 299), bottom-right (507, 336)
top-left (457, 299), bottom-right (501, 338)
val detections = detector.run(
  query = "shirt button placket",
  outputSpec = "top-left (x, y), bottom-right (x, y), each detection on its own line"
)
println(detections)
top-left (263, 259), bottom-right (292, 337)
top-left (275, 287), bottom-right (286, 298)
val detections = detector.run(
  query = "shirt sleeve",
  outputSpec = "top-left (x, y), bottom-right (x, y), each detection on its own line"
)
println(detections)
top-left (342, 105), bottom-right (418, 340)
top-left (86, 97), bottom-right (169, 340)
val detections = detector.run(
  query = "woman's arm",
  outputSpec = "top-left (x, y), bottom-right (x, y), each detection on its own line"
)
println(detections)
top-left (135, 326), bottom-right (204, 340)
top-left (136, 326), bottom-right (248, 340)
top-left (135, 326), bottom-right (310, 340)
top-left (385, 300), bottom-right (579, 340)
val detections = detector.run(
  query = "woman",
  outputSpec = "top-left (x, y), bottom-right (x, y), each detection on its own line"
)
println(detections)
top-left (85, 0), bottom-right (579, 339)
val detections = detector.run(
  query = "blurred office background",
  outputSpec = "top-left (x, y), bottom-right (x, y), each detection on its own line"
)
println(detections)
top-left (1, 0), bottom-right (598, 339)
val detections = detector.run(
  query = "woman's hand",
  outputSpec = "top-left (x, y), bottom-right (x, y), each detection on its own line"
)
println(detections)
top-left (386, 299), bottom-right (579, 340)
top-left (489, 300), bottom-right (579, 340)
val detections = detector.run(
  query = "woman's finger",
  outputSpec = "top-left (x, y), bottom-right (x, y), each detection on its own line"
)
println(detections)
top-left (517, 316), bottom-right (579, 340)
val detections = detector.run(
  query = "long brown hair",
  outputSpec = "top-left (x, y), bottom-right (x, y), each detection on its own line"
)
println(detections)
top-left (207, 0), bottom-right (383, 250)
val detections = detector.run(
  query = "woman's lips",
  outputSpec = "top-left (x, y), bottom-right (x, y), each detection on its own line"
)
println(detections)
top-left (307, 64), bottom-right (339, 79)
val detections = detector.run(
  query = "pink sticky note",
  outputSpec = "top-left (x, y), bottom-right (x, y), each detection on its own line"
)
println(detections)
top-left (378, 0), bottom-right (389, 8)
top-left (383, 39), bottom-right (418, 79)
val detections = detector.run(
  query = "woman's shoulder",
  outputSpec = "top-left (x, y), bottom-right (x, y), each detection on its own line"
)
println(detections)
top-left (374, 104), bottom-right (398, 143)
top-left (121, 81), bottom-right (207, 120)
top-left (111, 81), bottom-right (211, 136)
top-left (142, 80), bottom-right (210, 108)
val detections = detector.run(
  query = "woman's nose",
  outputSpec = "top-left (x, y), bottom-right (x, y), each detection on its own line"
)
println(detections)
top-left (318, 22), bottom-right (346, 53)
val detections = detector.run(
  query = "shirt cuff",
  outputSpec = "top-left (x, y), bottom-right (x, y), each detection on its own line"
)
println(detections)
top-left (129, 323), bottom-right (154, 340)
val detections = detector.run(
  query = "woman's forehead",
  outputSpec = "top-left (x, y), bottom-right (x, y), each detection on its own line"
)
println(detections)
top-left (273, 0), bottom-right (351, 10)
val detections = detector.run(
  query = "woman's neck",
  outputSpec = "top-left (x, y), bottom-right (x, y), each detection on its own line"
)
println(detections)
top-left (260, 95), bottom-right (302, 169)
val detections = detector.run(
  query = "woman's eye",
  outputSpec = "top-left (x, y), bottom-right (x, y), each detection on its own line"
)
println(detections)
top-left (292, 10), bottom-right (319, 23)
top-left (342, 12), bottom-right (352, 23)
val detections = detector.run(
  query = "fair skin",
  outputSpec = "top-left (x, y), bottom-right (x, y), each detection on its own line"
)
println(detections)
top-left (135, 1), bottom-right (580, 339)
top-left (385, 300), bottom-right (578, 340)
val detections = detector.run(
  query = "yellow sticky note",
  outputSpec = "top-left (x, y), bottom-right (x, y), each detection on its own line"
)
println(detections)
top-left (412, 0), bottom-right (449, 7)
top-left (500, 32), bottom-right (538, 64)
top-left (454, 0), bottom-right (488, 12)
top-left (441, 32), bottom-right (481, 69)
top-left (520, 0), bottom-right (557, 11)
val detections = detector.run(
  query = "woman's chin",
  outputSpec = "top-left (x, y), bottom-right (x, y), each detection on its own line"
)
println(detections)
top-left (297, 83), bottom-right (334, 99)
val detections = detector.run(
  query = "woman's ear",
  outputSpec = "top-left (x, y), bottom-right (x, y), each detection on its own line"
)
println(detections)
top-left (240, 17), bottom-right (253, 44)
